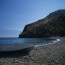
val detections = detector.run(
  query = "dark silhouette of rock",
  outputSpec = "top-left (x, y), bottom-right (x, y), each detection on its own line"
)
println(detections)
top-left (19, 9), bottom-right (65, 38)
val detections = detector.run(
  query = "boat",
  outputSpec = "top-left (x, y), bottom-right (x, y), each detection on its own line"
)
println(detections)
top-left (0, 43), bottom-right (34, 52)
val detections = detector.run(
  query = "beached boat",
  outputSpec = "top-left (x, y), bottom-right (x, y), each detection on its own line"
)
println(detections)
top-left (0, 43), bottom-right (34, 52)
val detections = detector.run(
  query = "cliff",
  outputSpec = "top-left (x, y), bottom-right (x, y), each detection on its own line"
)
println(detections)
top-left (19, 9), bottom-right (65, 38)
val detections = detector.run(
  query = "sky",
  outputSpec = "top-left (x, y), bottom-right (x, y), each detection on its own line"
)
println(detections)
top-left (0, 0), bottom-right (65, 37)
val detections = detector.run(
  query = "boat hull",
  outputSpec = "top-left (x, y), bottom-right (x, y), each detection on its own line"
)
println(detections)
top-left (0, 43), bottom-right (34, 52)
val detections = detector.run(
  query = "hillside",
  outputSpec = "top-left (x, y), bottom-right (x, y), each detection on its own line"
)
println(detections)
top-left (19, 9), bottom-right (65, 38)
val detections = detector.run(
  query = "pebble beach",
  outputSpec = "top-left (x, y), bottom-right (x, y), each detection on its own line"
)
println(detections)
top-left (0, 37), bottom-right (65, 65)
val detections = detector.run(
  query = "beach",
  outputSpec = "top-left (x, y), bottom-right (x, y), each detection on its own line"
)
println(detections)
top-left (0, 37), bottom-right (65, 65)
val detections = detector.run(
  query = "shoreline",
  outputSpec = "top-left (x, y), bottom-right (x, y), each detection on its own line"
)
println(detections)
top-left (35, 38), bottom-right (61, 47)
top-left (0, 37), bottom-right (65, 65)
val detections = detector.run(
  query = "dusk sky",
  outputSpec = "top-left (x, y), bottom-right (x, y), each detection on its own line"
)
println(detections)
top-left (0, 0), bottom-right (65, 37)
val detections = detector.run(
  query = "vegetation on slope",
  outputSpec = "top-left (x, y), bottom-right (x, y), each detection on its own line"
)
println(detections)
top-left (19, 9), bottom-right (65, 38)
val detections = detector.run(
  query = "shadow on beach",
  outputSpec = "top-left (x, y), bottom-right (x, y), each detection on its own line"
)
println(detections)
top-left (0, 47), bottom-right (33, 58)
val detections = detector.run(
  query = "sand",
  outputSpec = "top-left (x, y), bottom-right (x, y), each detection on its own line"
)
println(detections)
top-left (0, 37), bottom-right (65, 65)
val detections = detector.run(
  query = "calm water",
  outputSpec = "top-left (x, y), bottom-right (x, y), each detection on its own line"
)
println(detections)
top-left (0, 38), bottom-right (56, 45)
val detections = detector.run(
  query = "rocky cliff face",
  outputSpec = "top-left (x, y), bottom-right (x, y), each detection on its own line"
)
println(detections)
top-left (19, 9), bottom-right (65, 38)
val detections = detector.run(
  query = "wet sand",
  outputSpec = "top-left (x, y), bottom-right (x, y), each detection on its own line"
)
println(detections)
top-left (0, 37), bottom-right (65, 65)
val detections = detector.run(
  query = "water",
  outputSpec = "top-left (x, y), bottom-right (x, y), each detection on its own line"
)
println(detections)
top-left (0, 38), bottom-right (57, 45)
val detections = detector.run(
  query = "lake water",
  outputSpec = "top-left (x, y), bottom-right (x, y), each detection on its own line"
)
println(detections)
top-left (0, 38), bottom-right (57, 45)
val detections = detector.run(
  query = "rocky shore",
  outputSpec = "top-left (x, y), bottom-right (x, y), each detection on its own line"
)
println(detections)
top-left (0, 37), bottom-right (65, 65)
